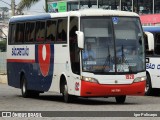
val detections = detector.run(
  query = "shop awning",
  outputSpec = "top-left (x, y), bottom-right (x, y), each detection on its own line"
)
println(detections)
top-left (140, 14), bottom-right (160, 25)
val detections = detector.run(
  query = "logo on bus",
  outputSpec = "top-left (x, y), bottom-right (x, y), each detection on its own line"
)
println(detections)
top-left (12, 46), bottom-right (29, 56)
top-left (75, 82), bottom-right (79, 91)
top-left (38, 44), bottom-right (51, 77)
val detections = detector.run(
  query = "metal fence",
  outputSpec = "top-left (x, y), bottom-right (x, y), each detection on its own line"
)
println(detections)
top-left (0, 52), bottom-right (6, 74)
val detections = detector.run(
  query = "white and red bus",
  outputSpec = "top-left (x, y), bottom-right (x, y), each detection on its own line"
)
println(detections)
top-left (7, 9), bottom-right (146, 103)
top-left (143, 26), bottom-right (160, 95)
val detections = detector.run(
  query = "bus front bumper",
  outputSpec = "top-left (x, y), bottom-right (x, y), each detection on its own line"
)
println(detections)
top-left (80, 80), bottom-right (146, 97)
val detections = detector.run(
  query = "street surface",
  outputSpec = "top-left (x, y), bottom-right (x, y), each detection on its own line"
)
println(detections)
top-left (0, 83), bottom-right (160, 120)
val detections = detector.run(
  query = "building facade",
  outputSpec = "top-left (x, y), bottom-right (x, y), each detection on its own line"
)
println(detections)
top-left (46, 0), bottom-right (160, 15)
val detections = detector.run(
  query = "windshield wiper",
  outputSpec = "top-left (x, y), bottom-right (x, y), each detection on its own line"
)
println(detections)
top-left (122, 45), bottom-right (124, 63)
top-left (102, 45), bottom-right (111, 72)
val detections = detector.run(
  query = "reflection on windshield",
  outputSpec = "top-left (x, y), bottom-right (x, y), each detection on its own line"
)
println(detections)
top-left (114, 17), bottom-right (145, 73)
top-left (81, 17), bottom-right (145, 73)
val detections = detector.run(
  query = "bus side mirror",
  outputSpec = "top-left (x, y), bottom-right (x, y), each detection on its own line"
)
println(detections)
top-left (144, 32), bottom-right (154, 51)
top-left (76, 31), bottom-right (84, 49)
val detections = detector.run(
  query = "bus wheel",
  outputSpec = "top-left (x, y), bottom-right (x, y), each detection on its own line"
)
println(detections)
top-left (145, 74), bottom-right (153, 96)
top-left (21, 75), bottom-right (29, 98)
top-left (21, 75), bottom-right (40, 98)
top-left (62, 82), bottom-right (73, 103)
top-left (115, 96), bottom-right (126, 104)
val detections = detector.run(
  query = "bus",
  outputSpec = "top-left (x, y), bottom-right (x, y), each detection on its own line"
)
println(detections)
top-left (7, 9), bottom-right (146, 103)
top-left (143, 26), bottom-right (160, 95)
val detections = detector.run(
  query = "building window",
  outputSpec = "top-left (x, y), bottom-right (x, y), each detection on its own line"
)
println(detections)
top-left (98, 0), bottom-right (120, 10)
top-left (155, 1), bottom-right (160, 13)
top-left (134, 0), bottom-right (153, 14)
top-left (121, 0), bottom-right (132, 11)
top-left (67, 2), bottom-right (79, 11)
top-left (80, 0), bottom-right (97, 9)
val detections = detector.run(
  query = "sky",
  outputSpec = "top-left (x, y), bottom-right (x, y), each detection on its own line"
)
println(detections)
top-left (0, 0), bottom-right (45, 14)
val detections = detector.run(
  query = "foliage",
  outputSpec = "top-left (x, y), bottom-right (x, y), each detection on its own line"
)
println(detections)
top-left (17, 0), bottom-right (41, 10)
top-left (0, 39), bottom-right (7, 52)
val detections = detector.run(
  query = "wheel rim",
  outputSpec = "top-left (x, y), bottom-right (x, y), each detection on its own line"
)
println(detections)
top-left (145, 80), bottom-right (149, 93)
top-left (22, 80), bottom-right (26, 95)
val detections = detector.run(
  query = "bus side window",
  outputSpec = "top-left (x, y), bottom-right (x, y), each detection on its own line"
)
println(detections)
top-left (144, 33), bottom-right (148, 51)
top-left (69, 17), bottom-right (80, 75)
top-left (15, 23), bottom-right (24, 43)
top-left (36, 21), bottom-right (45, 42)
top-left (16, 23), bottom-right (25, 43)
top-left (26, 22), bottom-right (35, 43)
top-left (46, 20), bottom-right (57, 42)
top-left (155, 33), bottom-right (160, 55)
top-left (15, 24), bottom-right (19, 43)
top-left (9, 24), bottom-right (16, 44)
top-left (57, 19), bottom-right (67, 42)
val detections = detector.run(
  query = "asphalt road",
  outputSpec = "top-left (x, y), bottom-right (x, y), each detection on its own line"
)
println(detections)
top-left (0, 83), bottom-right (160, 120)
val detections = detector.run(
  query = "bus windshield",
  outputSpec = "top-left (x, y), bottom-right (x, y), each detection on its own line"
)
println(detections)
top-left (81, 17), bottom-right (145, 74)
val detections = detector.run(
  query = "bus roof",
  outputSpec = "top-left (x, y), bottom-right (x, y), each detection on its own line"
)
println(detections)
top-left (143, 26), bottom-right (160, 32)
top-left (69, 9), bottom-right (139, 17)
top-left (9, 9), bottom-right (139, 23)
top-left (9, 13), bottom-right (51, 23)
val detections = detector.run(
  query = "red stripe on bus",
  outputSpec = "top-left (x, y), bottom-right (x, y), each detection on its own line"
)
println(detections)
top-left (7, 59), bottom-right (35, 63)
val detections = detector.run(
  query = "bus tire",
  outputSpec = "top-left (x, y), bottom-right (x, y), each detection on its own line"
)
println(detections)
top-left (115, 96), bottom-right (126, 104)
top-left (21, 75), bottom-right (40, 98)
top-left (145, 74), bottom-right (153, 96)
top-left (62, 81), bottom-right (73, 103)
top-left (21, 75), bottom-right (29, 98)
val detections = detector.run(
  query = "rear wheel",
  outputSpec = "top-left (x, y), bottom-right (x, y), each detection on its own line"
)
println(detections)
top-left (21, 75), bottom-right (39, 98)
top-left (21, 75), bottom-right (29, 98)
top-left (115, 96), bottom-right (126, 104)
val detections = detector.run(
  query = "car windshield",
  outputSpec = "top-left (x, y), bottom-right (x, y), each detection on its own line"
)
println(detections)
top-left (81, 17), bottom-right (145, 74)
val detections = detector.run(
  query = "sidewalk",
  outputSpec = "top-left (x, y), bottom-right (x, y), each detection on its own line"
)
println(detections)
top-left (0, 74), bottom-right (7, 84)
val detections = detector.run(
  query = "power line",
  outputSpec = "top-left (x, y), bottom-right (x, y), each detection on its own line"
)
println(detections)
top-left (0, 0), bottom-right (16, 16)
top-left (0, 0), bottom-right (11, 6)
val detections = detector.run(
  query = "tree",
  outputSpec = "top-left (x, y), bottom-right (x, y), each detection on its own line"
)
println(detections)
top-left (17, 0), bottom-right (41, 11)
top-left (0, 40), bottom-right (6, 52)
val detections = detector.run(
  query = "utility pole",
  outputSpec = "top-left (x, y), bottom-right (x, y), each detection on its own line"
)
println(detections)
top-left (11, 0), bottom-right (15, 16)
top-left (153, 0), bottom-right (154, 14)
top-left (45, 0), bottom-right (48, 12)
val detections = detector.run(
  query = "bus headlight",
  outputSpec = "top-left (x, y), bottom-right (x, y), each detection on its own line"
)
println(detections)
top-left (133, 76), bottom-right (146, 83)
top-left (81, 76), bottom-right (99, 83)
